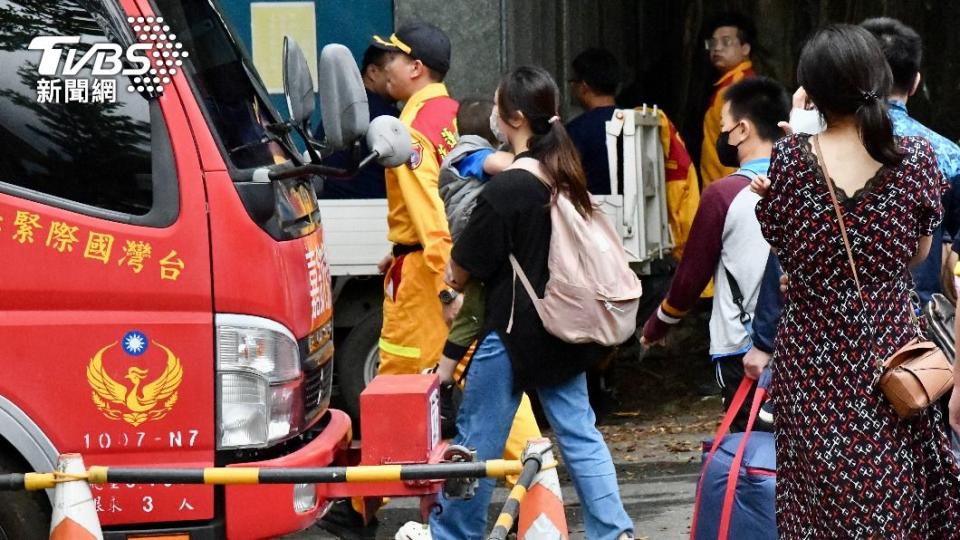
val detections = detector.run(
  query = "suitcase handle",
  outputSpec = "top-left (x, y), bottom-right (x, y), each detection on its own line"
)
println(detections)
top-left (718, 383), bottom-right (768, 539)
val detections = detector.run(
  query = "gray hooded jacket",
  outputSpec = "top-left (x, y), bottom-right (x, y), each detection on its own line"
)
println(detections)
top-left (439, 135), bottom-right (494, 242)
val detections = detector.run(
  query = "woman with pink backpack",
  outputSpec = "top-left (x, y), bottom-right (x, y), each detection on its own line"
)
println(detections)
top-left (428, 66), bottom-right (636, 539)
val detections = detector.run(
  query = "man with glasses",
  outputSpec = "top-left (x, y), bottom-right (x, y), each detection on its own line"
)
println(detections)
top-left (700, 12), bottom-right (756, 190)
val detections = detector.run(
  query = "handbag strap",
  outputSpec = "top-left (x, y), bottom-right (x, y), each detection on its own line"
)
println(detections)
top-left (813, 135), bottom-right (865, 303)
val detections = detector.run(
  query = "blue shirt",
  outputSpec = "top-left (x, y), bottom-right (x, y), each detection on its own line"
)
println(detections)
top-left (889, 100), bottom-right (960, 302)
top-left (454, 148), bottom-right (494, 181)
top-left (737, 157), bottom-right (770, 178)
top-left (566, 105), bottom-right (617, 195)
top-left (888, 100), bottom-right (960, 180)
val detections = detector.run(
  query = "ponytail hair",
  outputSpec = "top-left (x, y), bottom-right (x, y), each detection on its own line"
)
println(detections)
top-left (797, 24), bottom-right (903, 167)
top-left (497, 66), bottom-right (594, 217)
top-left (854, 92), bottom-right (902, 166)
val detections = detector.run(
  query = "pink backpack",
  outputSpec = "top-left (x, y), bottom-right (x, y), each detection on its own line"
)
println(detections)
top-left (506, 157), bottom-right (642, 346)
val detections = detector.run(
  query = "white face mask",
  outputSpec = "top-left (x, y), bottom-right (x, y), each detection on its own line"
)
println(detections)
top-left (788, 107), bottom-right (825, 136)
top-left (489, 110), bottom-right (508, 146)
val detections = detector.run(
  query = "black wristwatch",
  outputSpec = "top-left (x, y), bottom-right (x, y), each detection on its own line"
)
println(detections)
top-left (439, 288), bottom-right (459, 305)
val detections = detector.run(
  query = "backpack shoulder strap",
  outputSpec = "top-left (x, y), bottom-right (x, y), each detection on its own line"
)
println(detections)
top-left (505, 157), bottom-right (551, 188)
top-left (723, 264), bottom-right (752, 328)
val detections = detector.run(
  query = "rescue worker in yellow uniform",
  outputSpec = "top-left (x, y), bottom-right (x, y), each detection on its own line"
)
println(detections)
top-left (700, 12), bottom-right (756, 190)
top-left (327, 21), bottom-right (539, 531)
top-left (371, 23), bottom-right (457, 371)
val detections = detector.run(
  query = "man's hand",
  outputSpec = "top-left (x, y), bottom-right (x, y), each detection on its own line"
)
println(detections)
top-left (377, 252), bottom-right (394, 274)
top-left (639, 335), bottom-right (665, 349)
top-left (779, 272), bottom-right (790, 294)
top-left (442, 293), bottom-right (464, 327)
top-left (743, 347), bottom-right (772, 379)
top-left (750, 174), bottom-right (771, 198)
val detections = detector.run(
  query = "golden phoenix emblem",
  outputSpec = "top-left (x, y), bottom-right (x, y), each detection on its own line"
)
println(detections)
top-left (86, 341), bottom-right (183, 427)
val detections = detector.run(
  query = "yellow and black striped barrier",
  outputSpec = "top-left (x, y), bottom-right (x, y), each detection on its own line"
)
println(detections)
top-left (488, 447), bottom-right (547, 540)
top-left (0, 458), bottom-right (543, 491)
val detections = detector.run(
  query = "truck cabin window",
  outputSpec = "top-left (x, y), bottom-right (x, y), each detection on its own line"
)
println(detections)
top-left (0, 0), bottom-right (153, 215)
top-left (154, 0), bottom-right (297, 170)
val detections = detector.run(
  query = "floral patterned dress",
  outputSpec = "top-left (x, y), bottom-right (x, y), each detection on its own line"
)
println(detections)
top-left (756, 134), bottom-right (960, 538)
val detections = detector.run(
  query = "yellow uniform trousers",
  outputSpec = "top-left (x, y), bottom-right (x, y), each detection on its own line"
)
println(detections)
top-left (378, 250), bottom-right (541, 486)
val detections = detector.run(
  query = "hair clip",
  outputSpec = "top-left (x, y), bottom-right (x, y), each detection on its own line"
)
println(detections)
top-left (860, 90), bottom-right (880, 104)
top-left (548, 115), bottom-right (560, 124)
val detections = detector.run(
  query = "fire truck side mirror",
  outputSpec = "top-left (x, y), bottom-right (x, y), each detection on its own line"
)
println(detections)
top-left (318, 43), bottom-right (370, 151)
top-left (282, 35), bottom-right (316, 130)
top-left (367, 115), bottom-right (413, 168)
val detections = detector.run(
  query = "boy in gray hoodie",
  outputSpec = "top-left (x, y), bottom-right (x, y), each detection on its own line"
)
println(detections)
top-left (436, 98), bottom-right (512, 436)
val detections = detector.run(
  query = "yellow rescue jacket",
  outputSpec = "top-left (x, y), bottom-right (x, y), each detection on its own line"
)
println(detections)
top-left (385, 83), bottom-right (459, 293)
top-left (653, 109), bottom-right (700, 262)
top-left (699, 60), bottom-right (755, 190)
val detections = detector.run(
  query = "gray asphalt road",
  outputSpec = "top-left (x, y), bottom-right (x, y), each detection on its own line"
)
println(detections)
top-left (286, 445), bottom-right (705, 539)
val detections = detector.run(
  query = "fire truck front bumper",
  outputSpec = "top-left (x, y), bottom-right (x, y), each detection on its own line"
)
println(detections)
top-left (224, 408), bottom-right (352, 539)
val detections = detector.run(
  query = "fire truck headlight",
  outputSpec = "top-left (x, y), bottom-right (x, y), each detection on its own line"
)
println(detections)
top-left (216, 315), bottom-right (305, 450)
top-left (217, 323), bottom-right (300, 382)
top-left (218, 371), bottom-right (269, 448)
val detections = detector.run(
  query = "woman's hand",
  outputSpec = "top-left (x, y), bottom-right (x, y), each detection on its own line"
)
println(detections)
top-left (792, 86), bottom-right (810, 110)
top-left (743, 347), bottom-right (772, 379)
top-left (949, 389), bottom-right (960, 437)
top-left (750, 174), bottom-right (771, 198)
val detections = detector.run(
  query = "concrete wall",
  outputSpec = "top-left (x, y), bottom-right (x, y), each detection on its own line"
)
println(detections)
top-left (395, 0), bottom-right (960, 151)
top-left (392, 0), bottom-right (651, 120)
top-left (394, 0), bottom-right (505, 102)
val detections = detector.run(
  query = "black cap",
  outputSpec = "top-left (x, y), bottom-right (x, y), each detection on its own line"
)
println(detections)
top-left (372, 21), bottom-right (451, 75)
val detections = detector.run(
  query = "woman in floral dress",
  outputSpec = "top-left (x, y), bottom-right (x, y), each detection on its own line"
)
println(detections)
top-left (755, 25), bottom-right (960, 537)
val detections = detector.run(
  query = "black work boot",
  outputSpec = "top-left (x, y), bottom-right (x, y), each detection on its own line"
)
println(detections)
top-left (316, 499), bottom-right (379, 539)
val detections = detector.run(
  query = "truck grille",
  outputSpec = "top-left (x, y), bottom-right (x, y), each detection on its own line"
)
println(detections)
top-left (303, 350), bottom-right (333, 423)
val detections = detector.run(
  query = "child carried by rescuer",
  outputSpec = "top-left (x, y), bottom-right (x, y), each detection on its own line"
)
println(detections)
top-left (435, 97), bottom-right (513, 436)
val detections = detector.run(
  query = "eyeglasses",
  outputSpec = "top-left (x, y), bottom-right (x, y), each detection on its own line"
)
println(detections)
top-left (705, 36), bottom-right (740, 51)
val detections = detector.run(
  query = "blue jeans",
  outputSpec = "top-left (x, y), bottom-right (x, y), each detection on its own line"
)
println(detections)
top-left (429, 332), bottom-right (633, 539)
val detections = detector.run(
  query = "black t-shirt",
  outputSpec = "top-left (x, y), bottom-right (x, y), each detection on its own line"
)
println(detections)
top-left (452, 161), bottom-right (610, 391)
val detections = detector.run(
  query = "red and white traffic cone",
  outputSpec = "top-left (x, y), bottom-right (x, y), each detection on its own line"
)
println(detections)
top-left (518, 439), bottom-right (568, 539)
top-left (49, 453), bottom-right (102, 540)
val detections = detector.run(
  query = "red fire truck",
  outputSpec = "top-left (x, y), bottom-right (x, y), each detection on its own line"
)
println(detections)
top-left (0, 0), bottom-right (418, 537)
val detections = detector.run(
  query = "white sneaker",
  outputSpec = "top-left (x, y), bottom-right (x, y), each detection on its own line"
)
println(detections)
top-left (395, 521), bottom-right (432, 540)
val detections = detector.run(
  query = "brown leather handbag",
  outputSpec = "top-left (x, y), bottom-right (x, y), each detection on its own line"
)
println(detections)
top-left (815, 136), bottom-right (954, 418)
